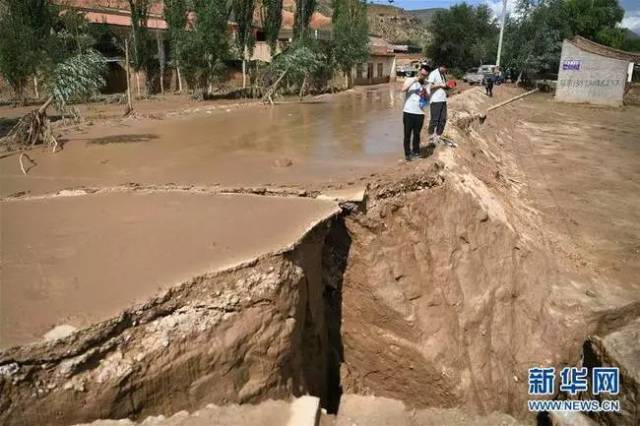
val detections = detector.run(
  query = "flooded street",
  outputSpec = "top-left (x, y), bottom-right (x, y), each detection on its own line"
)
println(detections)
top-left (1, 85), bottom-right (404, 197)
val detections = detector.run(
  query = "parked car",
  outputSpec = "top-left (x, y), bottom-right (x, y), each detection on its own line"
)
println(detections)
top-left (396, 60), bottom-right (430, 78)
top-left (463, 65), bottom-right (496, 85)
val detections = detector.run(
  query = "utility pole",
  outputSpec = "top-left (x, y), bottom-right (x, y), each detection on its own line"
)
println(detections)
top-left (496, 0), bottom-right (507, 66)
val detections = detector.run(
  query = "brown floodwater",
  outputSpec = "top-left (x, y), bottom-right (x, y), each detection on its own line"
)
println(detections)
top-left (0, 85), bottom-right (405, 197)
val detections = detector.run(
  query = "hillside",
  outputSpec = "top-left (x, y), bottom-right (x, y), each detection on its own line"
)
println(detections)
top-left (365, 4), bottom-right (433, 47)
top-left (407, 8), bottom-right (445, 26)
top-left (283, 0), bottom-right (437, 48)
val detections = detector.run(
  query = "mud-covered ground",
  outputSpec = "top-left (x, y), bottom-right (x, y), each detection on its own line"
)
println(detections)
top-left (1, 84), bottom-right (639, 425)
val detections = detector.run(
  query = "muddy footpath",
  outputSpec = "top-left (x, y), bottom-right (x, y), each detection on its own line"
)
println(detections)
top-left (1, 85), bottom-right (639, 425)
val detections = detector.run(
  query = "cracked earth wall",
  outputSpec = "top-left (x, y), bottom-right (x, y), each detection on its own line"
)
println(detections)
top-left (0, 220), bottom-right (333, 425)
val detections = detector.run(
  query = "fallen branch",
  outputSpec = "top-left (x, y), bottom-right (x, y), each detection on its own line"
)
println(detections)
top-left (486, 89), bottom-right (539, 113)
top-left (262, 67), bottom-right (290, 104)
top-left (18, 152), bottom-right (36, 175)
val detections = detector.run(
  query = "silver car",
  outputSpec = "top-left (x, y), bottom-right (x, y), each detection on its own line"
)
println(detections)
top-left (463, 65), bottom-right (496, 85)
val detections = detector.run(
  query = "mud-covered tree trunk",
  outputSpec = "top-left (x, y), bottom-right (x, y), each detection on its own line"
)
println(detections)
top-left (124, 41), bottom-right (134, 114)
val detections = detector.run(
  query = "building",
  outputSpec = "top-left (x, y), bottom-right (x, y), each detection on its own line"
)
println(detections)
top-left (555, 36), bottom-right (640, 106)
top-left (51, 0), bottom-right (333, 92)
top-left (352, 36), bottom-right (396, 85)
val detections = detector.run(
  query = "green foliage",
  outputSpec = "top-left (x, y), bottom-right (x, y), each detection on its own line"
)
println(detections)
top-left (54, 9), bottom-right (98, 55)
top-left (261, 0), bottom-right (284, 54)
top-left (564, 0), bottom-right (624, 40)
top-left (164, 0), bottom-right (188, 62)
top-left (46, 50), bottom-right (107, 109)
top-left (127, 0), bottom-right (152, 73)
top-left (293, 0), bottom-right (318, 39)
top-left (332, 0), bottom-right (369, 75)
top-left (425, 0), bottom-right (634, 79)
top-left (622, 35), bottom-right (640, 52)
top-left (179, 0), bottom-right (231, 92)
top-left (270, 40), bottom-right (325, 78)
top-left (0, 0), bottom-right (57, 95)
top-left (500, 0), bottom-right (631, 76)
top-left (0, 0), bottom-right (106, 103)
top-left (595, 26), bottom-right (626, 49)
top-left (233, 0), bottom-right (258, 58)
top-left (426, 3), bottom-right (498, 70)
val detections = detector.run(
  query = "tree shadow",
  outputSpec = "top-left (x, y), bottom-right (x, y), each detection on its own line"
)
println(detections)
top-left (87, 133), bottom-right (158, 145)
top-left (0, 117), bottom-right (20, 138)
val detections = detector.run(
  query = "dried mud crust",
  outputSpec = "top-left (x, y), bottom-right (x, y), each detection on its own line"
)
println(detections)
top-left (0, 222), bottom-right (332, 426)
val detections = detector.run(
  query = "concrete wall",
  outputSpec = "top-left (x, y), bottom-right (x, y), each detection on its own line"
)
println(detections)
top-left (352, 55), bottom-right (395, 86)
top-left (555, 40), bottom-right (629, 106)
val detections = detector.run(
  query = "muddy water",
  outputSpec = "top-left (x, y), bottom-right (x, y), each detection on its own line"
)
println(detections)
top-left (1, 86), bottom-right (404, 197)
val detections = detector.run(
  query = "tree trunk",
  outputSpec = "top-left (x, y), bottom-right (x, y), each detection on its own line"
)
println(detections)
top-left (136, 73), bottom-right (141, 98)
top-left (33, 76), bottom-right (40, 99)
top-left (242, 59), bottom-right (247, 90)
top-left (38, 96), bottom-right (54, 114)
top-left (125, 41), bottom-right (133, 113)
top-left (299, 74), bottom-right (307, 100)
top-left (177, 63), bottom-right (183, 93)
top-left (157, 32), bottom-right (165, 95)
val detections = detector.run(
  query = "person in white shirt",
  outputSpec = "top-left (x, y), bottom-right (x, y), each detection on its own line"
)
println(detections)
top-left (400, 65), bottom-right (429, 161)
top-left (426, 65), bottom-right (449, 144)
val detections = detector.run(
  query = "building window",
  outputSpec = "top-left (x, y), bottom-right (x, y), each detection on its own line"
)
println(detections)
top-left (377, 63), bottom-right (383, 78)
top-left (367, 63), bottom-right (373, 79)
top-left (357, 64), bottom-right (364, 78)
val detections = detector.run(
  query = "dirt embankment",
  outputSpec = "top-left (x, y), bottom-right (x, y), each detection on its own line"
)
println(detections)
top-left (1, 87), bottom-right (639, 425)
top-left (335, 90), bottom-right (640, 421)
top-left (0, 221), bottom-right (334, 425)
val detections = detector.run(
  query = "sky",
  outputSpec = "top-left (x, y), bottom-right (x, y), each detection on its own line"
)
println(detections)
top-left (367, 0), bottom-right (640, 34)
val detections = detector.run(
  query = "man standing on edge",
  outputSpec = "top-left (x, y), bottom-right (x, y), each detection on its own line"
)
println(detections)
top-left (401, 65), bottom-right (429, 162)
top-left (427, 64), bottom-right (449, 146)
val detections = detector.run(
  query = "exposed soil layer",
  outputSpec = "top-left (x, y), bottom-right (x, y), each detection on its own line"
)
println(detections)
top-left (1, 86), bottom-right (639, 425)
top-left (336, 91), bottom-right (640, 420)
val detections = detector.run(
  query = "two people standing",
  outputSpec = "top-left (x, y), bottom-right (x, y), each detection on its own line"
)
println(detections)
top-left (401, 64), bottom-right (450, 161)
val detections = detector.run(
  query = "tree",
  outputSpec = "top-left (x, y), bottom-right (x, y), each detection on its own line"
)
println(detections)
top-left (499, 0), bottom-right (629, 78)
top-left (564, 0), bottom-right (624, 40)
top-left (127, 0), bottom-right (152, 96)
top-left (180, 0), bottom-right (231, 97)
top-left (294, 0), bottom-right (317, 39)
top-left (0, 0), bottom-right (57, 99)
top-left (260, 0), bottom-right (283, 55)
top-left (164, 0), bottom-right (188, 92)
top-left (262, 39), bottom-right (325, 102)
top-left (0, 5), bottom-right (106, 172)
top-left (426, 3), bottom-right (498, 71)
top-left (332, 0), bottom-right (368, 87)
top-left (232, 0), bottom-right (258, 89)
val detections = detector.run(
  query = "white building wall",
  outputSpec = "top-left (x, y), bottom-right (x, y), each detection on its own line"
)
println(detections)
top-left (555, 40), bottom-right (629, 106)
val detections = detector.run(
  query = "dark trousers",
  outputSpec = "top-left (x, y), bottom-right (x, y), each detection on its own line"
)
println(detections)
top-left (403, 112), bottom-right (424, 156)
top-left (486, 81), bottom-right (494, 97)
top-left (428, 102), bottom-right (447, 136)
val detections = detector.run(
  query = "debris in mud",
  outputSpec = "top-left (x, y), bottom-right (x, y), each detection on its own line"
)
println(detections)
top-left (273, 158), bottom-right (293, 167)
top-left (44, 325), bottom-right (78, 342)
